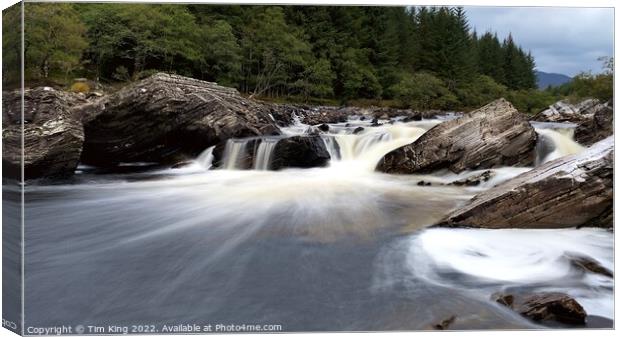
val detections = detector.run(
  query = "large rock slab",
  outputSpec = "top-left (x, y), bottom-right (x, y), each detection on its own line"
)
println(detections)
top-left (439, 136), bottom-right (613, 229)
top-left (78, 73), bottom-right (280, 166)
top-left (2, 87), bottom-right (86, 179)
top-left (377, 99), bottom-right (537, 174)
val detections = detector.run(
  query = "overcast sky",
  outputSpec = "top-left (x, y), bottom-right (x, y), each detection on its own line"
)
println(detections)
top-left (465, 6), bottom-right (614, 77)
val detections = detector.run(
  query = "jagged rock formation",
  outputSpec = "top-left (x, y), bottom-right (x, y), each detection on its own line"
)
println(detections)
top-left (377, 99), bottom-right (537, 174)
top-left (2, 87), bottom-right (86, 179)
top-left (533, 98), bottom-right (613, 146)
top-left (574, 101), bottom-right (613, 146)
top-left (78, 73), bottom-right (280, 166)
top-left (438, 136), bottom-right (613, 229)
top-left (533, 99), bottom-right (602, 123)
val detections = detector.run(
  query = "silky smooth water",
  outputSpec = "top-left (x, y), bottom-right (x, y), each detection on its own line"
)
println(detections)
top-left (18, 116), bottom-right (612, 330)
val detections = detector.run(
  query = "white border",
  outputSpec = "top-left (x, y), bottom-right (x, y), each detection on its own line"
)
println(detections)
top-left (0, 1), bottom-right (616, 337)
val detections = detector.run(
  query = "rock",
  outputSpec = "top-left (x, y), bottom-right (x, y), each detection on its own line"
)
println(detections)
top-left (271, 104), bottom-right (350, 125)
top-left (371, 107), bottom-right (437, 120)
top-left (377, 99), bottom-right (537, 174)
top-left (2, 87), bottom-right (86, 179)
top-left (533, 99), bottom-right (602, 123)
top-left (566, 254), bottom-right (613, 278)
top-left (402, 114), bottom-right (422, 122)
top-left (449, 170), bottom-right (495, 187)
top-left (492, 292), bottom-right (587, 325)
top-left (352, 126), bottom-right (365, 134)
top-left (438, 136), bottom-right (613, 229)
top-left (417, 180), bottom-right (431, 186)
top-left (431, 315), bottom-right (456, 330)
top-left (317, 123), bottom-right (330, 132)
top-left (534, 98), bottom-right (613, 147)
top-left (78, 73), bottom-right (280, 166)
top-left (574, 100), bottom-right (613, 146)
top-left (270, 135), bottom-right (330, 170)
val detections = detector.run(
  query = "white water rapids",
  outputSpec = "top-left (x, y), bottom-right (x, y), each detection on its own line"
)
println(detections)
top-left (19, 113), bottom-right (611, 330)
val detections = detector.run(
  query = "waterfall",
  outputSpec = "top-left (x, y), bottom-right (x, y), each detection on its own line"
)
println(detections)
top-left (195, 146), bottom-right (215, 170)
top-left (254, 139), bottom-right (279, 170)
top-left (321, 136), bottom-right (341, 160)
top-left (327, 125), bottom-right (427, 171)
top-left (221, 139), bottom-right (252, 170)
top-left (535, 127), bottom-right (584, 164)
top-left (218, 120), bottom-right (430, 172)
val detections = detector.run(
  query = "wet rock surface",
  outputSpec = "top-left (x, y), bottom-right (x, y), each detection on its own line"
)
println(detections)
top-left (492, 292), bottom-right (587, 325)
top-left (2, 87), bottom-right (86, 179)
top-left (269, 104), bottom-right (442, 126)
top-left (533, 99), bottom-right (602, 123)
top-left (78, 73), bottom-right (280, 166)
top-left (574, 100), bottom-right (613, 146)
top-left (566, 254), bottom-right (613, 278)
top-left (439, 136), bottom-right (613, 229)
top-left (270, 135), bottom-right (331, 170)
top-left (377, 98), bottom-right (537, 174)
top-left (449, 170), bottom-right (495, 186)
top-left (534, 98), bottom-right (613, 146)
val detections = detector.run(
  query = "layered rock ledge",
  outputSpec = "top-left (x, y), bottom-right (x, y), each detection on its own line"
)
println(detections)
top-left (377, 98), bottom-right (537, 174)
top-left (438, 136), bottom-right (613, 229)
top-left (2, 87), bottom-right (86, 179)
top-left (78, 73), bottom-right (280, 166)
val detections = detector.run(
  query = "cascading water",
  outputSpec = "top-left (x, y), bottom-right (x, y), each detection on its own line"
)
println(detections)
top-left (253, 138), bottom-right (279, 170)
top-left (195, 146), bottom-right (215, 169)
top-left (221, 139), bottom-right (252, 169)
top-left (324, 125), bottom-right (428, 171)
top-left (533, 123), bottom-right (584, 164)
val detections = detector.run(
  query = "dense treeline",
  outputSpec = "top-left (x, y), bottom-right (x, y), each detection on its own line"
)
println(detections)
top-left (1, 3), bottom-right (611, 112)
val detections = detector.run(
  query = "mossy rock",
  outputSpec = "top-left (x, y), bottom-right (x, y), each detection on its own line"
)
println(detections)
top-left (70, 81), bottom-right (90, 93)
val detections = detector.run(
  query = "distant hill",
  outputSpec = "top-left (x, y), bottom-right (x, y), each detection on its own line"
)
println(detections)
top-left (536, 71), bottom-right (572, 89)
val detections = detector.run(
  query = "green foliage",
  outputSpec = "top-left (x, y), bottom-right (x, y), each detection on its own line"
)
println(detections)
top-left (13, 3), bottom-right (585, 111)
top-left (10, 3), bottom-right (88, 80)
top-left (455, 75), bottom-right (507, 108)
top-left (506, 89), bottom-right (556, 114)
top-left (545, 57), bottom-right (613, 104)
top-left (78, 4), bottom-right (201, 79)
top-left (391, 72), bottom-right (458, 110)
top-left (198, 19), bottom-right (241, 86)
top-left (240, 7), bottom-right (312, 97)
top-left (2, 4), bottom-right (22, 86)
top-left (294, 58), bottom-right (336, 100)
top-left (340, 48), bottom-right (382, 99)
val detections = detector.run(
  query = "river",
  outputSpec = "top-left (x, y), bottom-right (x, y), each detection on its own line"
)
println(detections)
top-left (9, 114), bottom-right (613, 330)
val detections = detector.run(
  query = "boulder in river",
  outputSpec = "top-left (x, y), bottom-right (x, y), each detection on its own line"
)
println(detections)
top-left (574, 100), bottom-right (613, 146)
top-left (438, 136), bottom-right (613, 229)
top-left (78, 73), bottom-right (280, 166)
top-left (492, 292), bottom-right (587, 325)
top-left (2, 87), bottom-right (86, 179)
top-left (377, 98), bottom-right (537, 174)
top-left (270, 135), bottom-right (331, 170)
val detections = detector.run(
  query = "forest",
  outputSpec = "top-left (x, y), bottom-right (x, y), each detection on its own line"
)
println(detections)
top-left (2, 3), bottom-right (613, 112)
